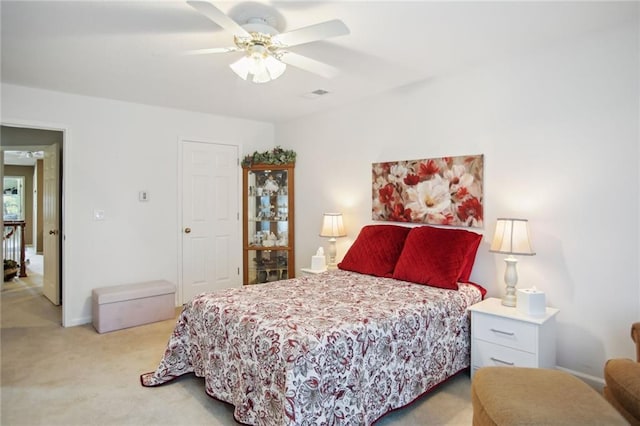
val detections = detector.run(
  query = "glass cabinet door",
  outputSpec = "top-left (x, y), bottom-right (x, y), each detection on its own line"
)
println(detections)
top-left (246, 250), bottom-right (289, 284)
top-left (243, 164), bottom-right (294, 284)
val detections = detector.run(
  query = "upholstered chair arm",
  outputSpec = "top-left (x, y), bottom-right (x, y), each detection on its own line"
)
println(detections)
top-left (632, 322), bottom-right (640, 363)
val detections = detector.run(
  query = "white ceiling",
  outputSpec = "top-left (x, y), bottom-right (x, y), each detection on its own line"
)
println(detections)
top-left (1, 1), bottom-right (636, 123)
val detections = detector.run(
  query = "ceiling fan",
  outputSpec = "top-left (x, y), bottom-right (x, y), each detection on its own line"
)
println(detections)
top-left (185, 1), bottom-right (350, 83)
top-left (7, 151), bottom-right (44, 159)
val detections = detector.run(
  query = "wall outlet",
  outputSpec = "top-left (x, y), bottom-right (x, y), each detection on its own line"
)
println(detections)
top-left (139, 190), bottom-right (149, 202)
top-left (94, 209), bottom-right (105, 221)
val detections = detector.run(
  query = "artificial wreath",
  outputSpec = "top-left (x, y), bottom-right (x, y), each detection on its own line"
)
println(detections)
top-left (242, 146), bottom-right (296, 167)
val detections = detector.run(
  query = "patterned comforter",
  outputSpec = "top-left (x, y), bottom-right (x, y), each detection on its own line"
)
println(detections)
top-left (141, 270), bottom-right (483, 425)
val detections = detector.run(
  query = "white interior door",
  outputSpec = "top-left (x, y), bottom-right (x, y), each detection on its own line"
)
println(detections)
top-left (42, 144), bottom-right (60, 305)
top-left (181, 140), bottom-right (240, 303)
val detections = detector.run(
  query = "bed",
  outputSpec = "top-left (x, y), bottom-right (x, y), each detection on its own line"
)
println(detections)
top-left (141, 224), bottom-right (485, 425)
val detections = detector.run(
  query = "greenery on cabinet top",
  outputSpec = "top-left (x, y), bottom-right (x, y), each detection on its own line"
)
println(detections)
top-left (242, 146), bottom-right (296, 167)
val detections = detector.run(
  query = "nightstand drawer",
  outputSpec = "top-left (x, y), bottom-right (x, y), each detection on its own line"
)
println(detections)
top-left (473, 339), bottom-right (537, 368)
top-left (473, 314), bottom-right (536, 353)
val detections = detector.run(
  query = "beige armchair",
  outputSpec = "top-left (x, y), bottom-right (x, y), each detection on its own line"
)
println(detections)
top-left (603, 322), bottom-right (640, 425)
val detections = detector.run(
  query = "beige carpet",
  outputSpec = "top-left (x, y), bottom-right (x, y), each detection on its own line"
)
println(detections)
top-left (1, 263), bottom-right (474, 425)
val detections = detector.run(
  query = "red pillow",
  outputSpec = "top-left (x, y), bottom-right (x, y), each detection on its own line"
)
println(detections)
top-left (459, 235), bottom-right (482, 282)
top-left (392, 226), bottom-right (482, 290)
top-left (338, 225), bottom-right (411, 277)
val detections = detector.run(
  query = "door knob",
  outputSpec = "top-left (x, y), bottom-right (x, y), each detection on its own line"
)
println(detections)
top-left (49, 229), bottom-right (58, 235)
top-left (184, 227), bottom-right (191, 234)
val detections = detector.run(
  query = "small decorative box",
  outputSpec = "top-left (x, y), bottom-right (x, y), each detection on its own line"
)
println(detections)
top-left (516, 288), bottom-right (546, 316)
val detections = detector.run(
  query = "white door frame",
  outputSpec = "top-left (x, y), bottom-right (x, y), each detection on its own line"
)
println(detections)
top-left (1, 118), bottom-right (70, 326)
top-left (176, 136), bottom-right (242, 304)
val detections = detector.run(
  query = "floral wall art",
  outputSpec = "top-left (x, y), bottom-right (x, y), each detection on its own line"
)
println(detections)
top-left (372, 154), bottom-right (484, 228)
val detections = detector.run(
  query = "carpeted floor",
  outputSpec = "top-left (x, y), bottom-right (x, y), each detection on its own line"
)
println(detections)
top-left (1, 257), bottom-right (474, 425)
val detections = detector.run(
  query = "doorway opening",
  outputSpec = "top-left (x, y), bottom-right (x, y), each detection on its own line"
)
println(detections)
top-left (1, 124), bottom-right (64, 325)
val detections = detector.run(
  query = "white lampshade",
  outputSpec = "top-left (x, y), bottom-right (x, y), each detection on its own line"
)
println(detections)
top-left (319, 213), bottom-right (346, 238)
top-left (263, 55), bottom-right (286, 79)
top-left (490, 218), bottom-right (535, 256)
top-left (229, 56), bottom-right (250, 80)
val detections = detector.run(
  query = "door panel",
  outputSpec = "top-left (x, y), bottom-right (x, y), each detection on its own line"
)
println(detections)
top-left (215, 235), bottom-right (230, 281)
top-left (42, 144), bottom-right (60, 305)
top-left (181, 141), bottom-right (239, 302)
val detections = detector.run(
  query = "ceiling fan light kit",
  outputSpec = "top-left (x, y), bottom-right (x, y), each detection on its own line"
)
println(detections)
top-left (186, 1), bottom-right (349, 84)
top-left (230, 49), bottom-right (286, 84)
top-left (230, 30), bottom-right (286, 83)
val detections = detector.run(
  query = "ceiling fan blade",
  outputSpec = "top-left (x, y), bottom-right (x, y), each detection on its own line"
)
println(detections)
top-left (186, 1), bottom-right (250, 37)
top-left (273, 19), bottom-right (349, 48)
top-left (181, 47), bottom-right (240, 56)
top-left (279, 51), bottom-right (340, 79)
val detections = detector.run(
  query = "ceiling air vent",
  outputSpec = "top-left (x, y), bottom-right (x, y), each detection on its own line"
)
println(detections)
top-left (302, 89), bottom-right (330, 100)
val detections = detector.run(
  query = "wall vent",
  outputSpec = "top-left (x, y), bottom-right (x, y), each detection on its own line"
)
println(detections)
top-left (302, 89), bottom-right (330, 100)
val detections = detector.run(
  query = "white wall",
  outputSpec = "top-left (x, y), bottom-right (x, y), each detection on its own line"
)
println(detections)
top-left (1, 83), bottom-right (275, 326)
top-left (278, 23), bottom-right (639, 379)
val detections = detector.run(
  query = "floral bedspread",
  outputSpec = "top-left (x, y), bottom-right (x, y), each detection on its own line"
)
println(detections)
top-left (141, 270), bottom-right (483, 425)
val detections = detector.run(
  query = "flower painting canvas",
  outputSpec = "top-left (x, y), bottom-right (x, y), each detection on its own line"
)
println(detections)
top-left (372, 154), bottom-right (484, 228)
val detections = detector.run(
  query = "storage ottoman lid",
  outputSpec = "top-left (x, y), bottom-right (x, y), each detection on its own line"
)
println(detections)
top-left (92, 280), bottom-right (175, 304)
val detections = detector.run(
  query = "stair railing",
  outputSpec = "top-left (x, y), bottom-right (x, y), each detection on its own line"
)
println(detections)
top-left (3, 221), bottom-right (27, 277)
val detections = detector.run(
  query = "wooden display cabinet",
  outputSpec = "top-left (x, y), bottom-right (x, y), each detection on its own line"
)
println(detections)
top-left (242, 163), bottom-right (295, 284)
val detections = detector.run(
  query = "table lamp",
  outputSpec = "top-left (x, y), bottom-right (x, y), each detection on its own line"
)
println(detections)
top-left (490, 218), bottom-right (536, 307)
top-left (319, 212), bottom-right (346, 269)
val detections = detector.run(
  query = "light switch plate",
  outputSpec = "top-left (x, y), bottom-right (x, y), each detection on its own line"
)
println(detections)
top-left (94, 209), bottom-right (105, 221)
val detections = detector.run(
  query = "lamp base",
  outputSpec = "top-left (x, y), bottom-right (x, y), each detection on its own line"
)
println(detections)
top-left (501, 293), bottom-right (517, 307)
top-left (327, 238), bottom-right (338, 270)
top-left (501, 256), bottom-right (519, 307)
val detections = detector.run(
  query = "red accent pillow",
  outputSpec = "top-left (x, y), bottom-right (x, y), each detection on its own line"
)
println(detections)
top-left (338, 225), bottom-right (411, 277)
top-left (392, 226), bottom-right (482, 290)
top-left (459, 235), bottom-right (482, 282)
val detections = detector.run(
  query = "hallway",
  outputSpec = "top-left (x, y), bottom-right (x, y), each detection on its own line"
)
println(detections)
top-left (1, 246), bottom-right (60, 328)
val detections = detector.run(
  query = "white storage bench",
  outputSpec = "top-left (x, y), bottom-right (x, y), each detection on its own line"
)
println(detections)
top-left (92, 280), bottom-right (176, 333)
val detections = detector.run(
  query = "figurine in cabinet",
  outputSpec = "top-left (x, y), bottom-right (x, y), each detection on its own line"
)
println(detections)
top-left (264, 174), bottom-right (279, 193)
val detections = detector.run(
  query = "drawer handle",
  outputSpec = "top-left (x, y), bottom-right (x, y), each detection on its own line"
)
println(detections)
top-left (490, 357), bottom-right (515, 366)
top-left (490, 328), bottom-right (515, 336)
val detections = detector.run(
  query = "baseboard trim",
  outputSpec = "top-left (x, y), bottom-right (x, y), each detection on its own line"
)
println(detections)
top-left (556, 366), bottom-right (605, 391)
top-left (66, 316), bottom-right (92, 328)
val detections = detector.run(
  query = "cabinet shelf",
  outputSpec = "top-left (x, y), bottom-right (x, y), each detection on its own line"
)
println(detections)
top-left (251, 266), bottom-right (287, 270)
top-left (245, 245), bottom-right (291, 250)
top-left (242, 163), bottom-right (295, 285)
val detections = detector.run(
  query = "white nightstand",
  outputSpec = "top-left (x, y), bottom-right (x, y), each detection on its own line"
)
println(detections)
top-left (300, 268), bottom-right (327, 276)
top-left (468, 297), bottom-right (559, 378)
